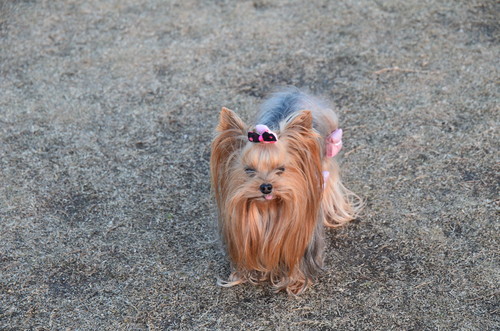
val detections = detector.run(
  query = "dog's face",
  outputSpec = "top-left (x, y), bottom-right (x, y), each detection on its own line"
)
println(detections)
top-left (238, 142), bottom-right (287, 201)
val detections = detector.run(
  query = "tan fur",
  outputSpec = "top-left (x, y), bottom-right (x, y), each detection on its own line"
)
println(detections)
top-left (210, 107), bottom-right (361, 294)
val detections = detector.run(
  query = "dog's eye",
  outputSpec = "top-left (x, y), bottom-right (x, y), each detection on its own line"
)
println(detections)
top-left (276, 167), bottom-right (285, 175)
top-left (245, 168), bottom-right (256, 176)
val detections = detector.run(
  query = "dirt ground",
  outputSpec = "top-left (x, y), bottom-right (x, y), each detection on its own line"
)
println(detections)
top-left (0, 0), bottom-right (498, 330)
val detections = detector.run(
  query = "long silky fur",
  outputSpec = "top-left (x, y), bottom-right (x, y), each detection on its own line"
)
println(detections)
top-left (211, 90), bottom-right (362, 294)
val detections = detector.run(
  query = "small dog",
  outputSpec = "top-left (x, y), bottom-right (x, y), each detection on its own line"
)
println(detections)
top-left (210, 87), bottom-right (361, 294)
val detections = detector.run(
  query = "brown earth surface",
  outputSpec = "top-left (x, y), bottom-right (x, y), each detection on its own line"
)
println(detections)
top-left (1, 0), bottom-right (498, 330)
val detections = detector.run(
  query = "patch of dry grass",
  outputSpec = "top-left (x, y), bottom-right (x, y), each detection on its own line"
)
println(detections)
top-left (1, 0), bottom-right (498, 329)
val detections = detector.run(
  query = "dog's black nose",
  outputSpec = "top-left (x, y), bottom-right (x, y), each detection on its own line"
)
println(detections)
top-left (259, 183), bottom-right (273, 194)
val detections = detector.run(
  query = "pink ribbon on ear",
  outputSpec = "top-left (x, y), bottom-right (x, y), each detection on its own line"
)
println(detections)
top-left (326, 128), bottom-right (343, 158)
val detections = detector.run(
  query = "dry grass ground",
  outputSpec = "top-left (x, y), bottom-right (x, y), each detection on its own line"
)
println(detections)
top-left (0, 0), bottom-right (498, 330)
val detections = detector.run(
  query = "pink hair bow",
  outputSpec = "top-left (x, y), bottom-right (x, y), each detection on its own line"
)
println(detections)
top-left (248, 124), bottom-right (278, 143)
top-left (326, 128), bottom-right (342, 157)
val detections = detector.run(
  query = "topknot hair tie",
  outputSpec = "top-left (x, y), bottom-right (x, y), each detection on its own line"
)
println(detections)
top-left (248, 124), bottom-right (277, 143)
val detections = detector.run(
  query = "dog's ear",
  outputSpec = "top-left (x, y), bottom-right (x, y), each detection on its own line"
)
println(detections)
top-left (211, 108), bottom-right (247, 222)
top-left (284, 110), bottom-right (313, 132)
top-left (217, 107), bottom-right (246, 133)
top-left (286, 110), bottom-right (313, 130)
top-left (281, 108), bottom-right (323, 187)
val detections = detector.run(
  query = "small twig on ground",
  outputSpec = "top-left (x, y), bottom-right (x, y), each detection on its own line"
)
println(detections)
top-left (465, 290), bottom-right (500, 302)
top-left (412, 175), bottom-right (429, 182)
top-left (415, 280), bottom-right (433, 289)
top-left (347, 125), bottom-right (369, 130)
top-left (105, 224), bottom-right (125, 236)
top-left (373, 66), bottom-right (432, 75)
top-left (344, 145), bottom-right (364, 157)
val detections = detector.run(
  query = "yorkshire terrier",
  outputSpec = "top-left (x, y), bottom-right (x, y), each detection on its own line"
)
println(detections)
top-left (210, 87), bottom-right (361, 294)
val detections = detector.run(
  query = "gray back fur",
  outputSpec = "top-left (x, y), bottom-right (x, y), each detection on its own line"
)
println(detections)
top-left (256, 87), bottom-right (330, 130)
